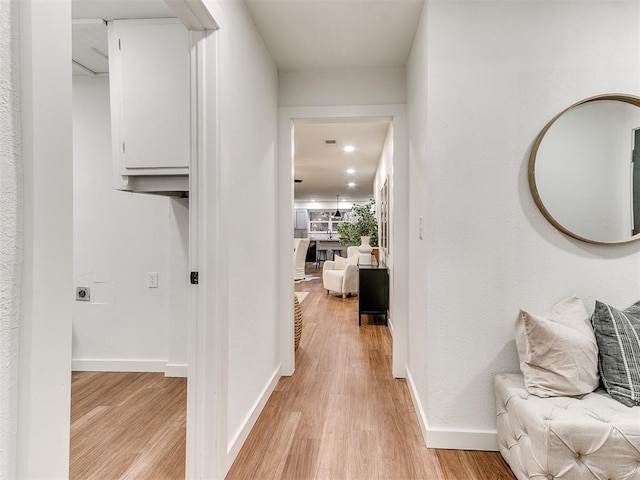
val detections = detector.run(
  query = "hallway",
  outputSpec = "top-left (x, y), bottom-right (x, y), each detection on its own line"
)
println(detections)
top-left (226, 264), bottom-right (515, 479)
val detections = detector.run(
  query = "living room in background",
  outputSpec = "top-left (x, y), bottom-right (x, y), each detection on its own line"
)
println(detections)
top-left (278, 104), bottom-right (409, 379)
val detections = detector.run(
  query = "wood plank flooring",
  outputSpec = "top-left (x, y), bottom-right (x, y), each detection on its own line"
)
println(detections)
top-left (226, 263), bottom-right (516, 480)
top-left (69, 371), bottom-right (186, 479)
top-left (69, 262), bottom-right (516, 479)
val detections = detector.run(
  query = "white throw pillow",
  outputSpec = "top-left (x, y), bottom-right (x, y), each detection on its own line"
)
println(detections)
top-left (514, 296), bottom-right (599, 397)
top-left (334, 255), bottom-right (348, 271)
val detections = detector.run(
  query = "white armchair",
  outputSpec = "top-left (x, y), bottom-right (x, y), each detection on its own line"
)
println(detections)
top-left (322, 246), bottom-right (360, 298)
top-left (293, 238), bottom-right (310, 280)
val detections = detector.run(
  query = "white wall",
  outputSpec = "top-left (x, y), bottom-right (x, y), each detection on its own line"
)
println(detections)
top-left (167, 197), bottom-right (189, 374)
top-left (18, 0), bottom-right (73, 476)
top-left (200, 0), bottom-right (280, 473)
top-left (0, 1), bottom-right (21, 477)
top-left (72, 76), bottom-right (188, 376)
top-left (280, 67), bottom-right (405, 107)
top-left (224, 3), bottom-right (279, 458)
top-left (407, 0), bottom-right (640, 450)
top-left (374, 125), bottom-right (393, 267)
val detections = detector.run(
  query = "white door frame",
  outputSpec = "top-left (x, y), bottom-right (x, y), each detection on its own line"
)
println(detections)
top-left (145, 2), bottom-right (226, 478)
top-left (278, 104), bottom-right (409, 378)
top-left (20, 1), bottom-right (223, 477)
top-left (186, 28), bottom-right (228, 479)
top-left (18, 2), bottom-right (74, 476)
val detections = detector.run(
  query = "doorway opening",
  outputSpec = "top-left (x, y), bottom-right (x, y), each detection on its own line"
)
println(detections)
top-left (70, 4), bottom-right (208, 477)
top-left (279, 105), bottom-right (409, 379)
top-left (293, 120), bottom-right (391, 282)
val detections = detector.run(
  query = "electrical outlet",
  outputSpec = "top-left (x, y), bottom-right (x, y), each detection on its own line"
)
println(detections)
top-left (76, 286), bottom-right (90, 301)
top-left (147, 272), bottom-right (158, 288)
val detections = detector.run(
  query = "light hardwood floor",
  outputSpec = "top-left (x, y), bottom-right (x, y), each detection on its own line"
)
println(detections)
top-left (226, 263), bottom-right (516, 479)
top-left (69, 371), bottom-right (186, 479)
top-left (70, 262), bottom-right (516, 479)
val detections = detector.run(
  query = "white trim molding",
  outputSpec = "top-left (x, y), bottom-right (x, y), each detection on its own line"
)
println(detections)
top-left (164, 363), bottom-right (188, 378)
top-left (405, 368), bottom-right (498, 452)
top-left (226, 366), bottom-right (281, 469)
top-left (165, 0), bottom-right (219, 31)
top-left (425, 427), bottom-right (498, 452)
top-left (18, 1), bottom-right (74, 477)
top-left (72, 359), bottom-right (187, 377)
top-left (405, 368), bottom-right (428, 443)
top-left (186, 15), bottom-right (226, 479)
top-left (72, 359), bottom-right (166, 373)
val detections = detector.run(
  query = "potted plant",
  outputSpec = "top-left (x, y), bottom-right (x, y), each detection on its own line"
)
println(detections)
top-left (337, 199), bottom-right (378, 248)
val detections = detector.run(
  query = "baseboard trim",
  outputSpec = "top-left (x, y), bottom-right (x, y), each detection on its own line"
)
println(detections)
top-left (226, 366), bottom-right (281, 466)
top-left (164, 363), bottom-right (188, 378)
top-left (425, 427), bottom-right (498, 451)
top-left (405, 367), bottom-right (498, 452)
top-left (405, 367), bottom-right (429, 442)
top-left (72, 359), bottom-right (166, 373)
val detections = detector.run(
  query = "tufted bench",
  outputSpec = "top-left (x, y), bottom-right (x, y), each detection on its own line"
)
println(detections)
top-left (495, 373), bottom-right (640, 480)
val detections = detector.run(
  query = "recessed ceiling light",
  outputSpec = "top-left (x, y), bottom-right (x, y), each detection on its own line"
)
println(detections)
top-left (343, 145), bottom-right (355, 153)
top-left (346, 168), bottom-right (355, 174)
top-left (347, 182), bottom-right (356, 187)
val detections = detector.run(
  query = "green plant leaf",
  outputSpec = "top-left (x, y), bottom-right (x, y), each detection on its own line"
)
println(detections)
top-left (337, 199), bottom-right (378, 247)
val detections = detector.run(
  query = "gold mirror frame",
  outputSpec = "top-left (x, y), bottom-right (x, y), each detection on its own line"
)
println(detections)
top-left (529, 93), bottom-right (640, 245)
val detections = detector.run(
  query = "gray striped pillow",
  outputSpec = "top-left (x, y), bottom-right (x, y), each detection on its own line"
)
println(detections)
top-left (591, 300), bottom-right (640, 407)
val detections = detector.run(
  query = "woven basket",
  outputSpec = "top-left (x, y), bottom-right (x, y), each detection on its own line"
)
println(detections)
top-left (294, 295), bottom-right (303, 349)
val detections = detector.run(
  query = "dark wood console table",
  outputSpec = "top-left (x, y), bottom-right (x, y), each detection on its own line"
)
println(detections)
top-left (358, 264), bottom-right (389, 326)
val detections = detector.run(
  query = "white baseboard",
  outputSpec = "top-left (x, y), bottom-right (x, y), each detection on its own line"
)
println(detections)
top-left (405, 367), bottom-right (498, 452)
top-left (72, 359), bottom-right (166, 373)
top-left (164, 363), bottom-right (188, 378)
top-left (425, 427), bottom-right (498, 451)
top-left (72, 359), bottom-right (188, 377)
top-left (405, 367), bottom-right (429, 442)
top-left (226, 366), bottom-right (281, 466)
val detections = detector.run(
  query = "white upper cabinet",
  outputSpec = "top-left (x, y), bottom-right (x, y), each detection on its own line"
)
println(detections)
top-left (108, 19), bottom-right (191, 193)
top-left (294, 209), bottom-right (309, 229)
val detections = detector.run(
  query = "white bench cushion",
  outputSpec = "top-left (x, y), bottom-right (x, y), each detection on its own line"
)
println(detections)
top-left (495, 373), bottom-right (640, 480)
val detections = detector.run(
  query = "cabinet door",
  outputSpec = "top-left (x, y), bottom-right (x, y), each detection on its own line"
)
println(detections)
top-left (359, 269), bottom-right (389, 312)
top-left (294, 209), bottom-right (308, 229)
top-left (110, 20), bottom-right (190, 173)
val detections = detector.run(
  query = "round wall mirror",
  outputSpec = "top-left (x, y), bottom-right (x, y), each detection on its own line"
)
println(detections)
top-left (529, 94), bottom-right (640, 244)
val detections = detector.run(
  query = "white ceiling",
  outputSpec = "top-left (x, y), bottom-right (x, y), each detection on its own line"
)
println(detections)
top-left (71, 0), bottom-right (174, 75)
top-left (294, 121), bottom-right (390, 201)
top-left (72, 19), bottom-right (109, 75)
top-left (249, 0), bottom-right (420, 200)
top-left (72, 0), bottom-right (424, 73)
top-left (71, 0), bottom-right (420, 200)
top-left (244, 0), bottom-right (424, 72)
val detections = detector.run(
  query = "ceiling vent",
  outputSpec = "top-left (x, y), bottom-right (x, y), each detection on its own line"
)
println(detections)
top-left (324, 139), bottom-right (336, 145)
